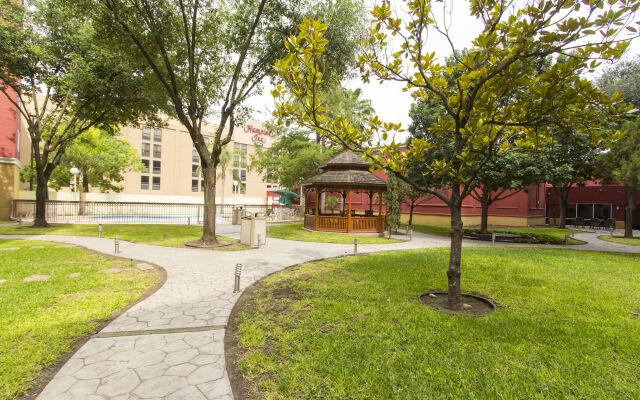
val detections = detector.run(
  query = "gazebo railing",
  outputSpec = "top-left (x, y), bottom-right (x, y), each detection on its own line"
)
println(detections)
top-left (309, 214), bottom-right (386, 233)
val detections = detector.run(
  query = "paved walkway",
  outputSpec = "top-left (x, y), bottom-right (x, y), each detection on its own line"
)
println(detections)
top-left (1, 228), bottom-right (639, 400)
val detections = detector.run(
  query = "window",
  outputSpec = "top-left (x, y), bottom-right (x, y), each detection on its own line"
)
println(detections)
top-left (192, 165), bottom-right (199, 178)
top-left (152, 176), bottom-right (160, 190)
top-left (153, 160), bottom-right (161, 174)
top-left (140, 176), bottom-right (149, 190)
top-left (153, 144), bottom-right (161, 158)
top-left (141, 143), bottom-right (150, 157)
top-left (201, 180), bottom-right (205, 192)
top-left (233, 155), bottom-right (239, 168)
top-left (192, 179), bottom-right (198, 192)
top-left (142, 126), bottom-right (150, 141)
top-left (240, 169), bottom-right (246, 182)
top-left (192, 150), bottom-right (199, 163)
top-left (153, 128), bottom-right (162, 142)
top-left (142, 159), bottom-right (149, 173)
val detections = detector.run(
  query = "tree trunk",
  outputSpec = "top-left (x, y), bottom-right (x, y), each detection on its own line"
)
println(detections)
top-left (201, 166), bottom-right (218, 244)
top-left (34, 168), bottom-right (49, 228)
top-left (78, 173), bottom-right (85, 216)
top-left (480, 199), bottom-right (490, 234)
top-left (447, 186), bottom-right (463, 310)
top-left (625, 186), bottom-right (635, 238)
top-left (409, 202), bottom-right (415, 226)
top-left (554, 186), bottom-right (570, 229)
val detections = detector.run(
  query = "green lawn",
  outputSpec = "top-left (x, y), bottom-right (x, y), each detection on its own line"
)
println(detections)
top-left (0, 224), bottom-right (237, 248)
top-left (600, 235), bottom-right (640, 247)
top-left (0, 239), bottom-right (162, 398)
top-left (405, 223), bottom-right (583, 244)
top-left (230, 248), bottom-right (640, 399)
top-left (267, 223), bottom-right (400, 244)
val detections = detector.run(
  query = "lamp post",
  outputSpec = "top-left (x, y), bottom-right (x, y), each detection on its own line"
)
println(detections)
top-left (70, 167), bottom-right (80, 197)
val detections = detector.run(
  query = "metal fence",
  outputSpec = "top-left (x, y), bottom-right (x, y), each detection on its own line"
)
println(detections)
top-left (11, 200), bottom-right (303, 225)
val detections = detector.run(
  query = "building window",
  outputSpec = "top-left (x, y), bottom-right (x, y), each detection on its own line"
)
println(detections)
top-left (192, 165), bottom-right (199, 177)
top-left (153, 144), bottom-right (161, 158)
top-left (152, 176), bottom-right (160, 190)
top-left (140, 176), bottom-right (149, 190)
top-left (142, 159), bottom-right (149, 173)
top-left (192, 150), bottom-right (199, 163)
top-left (233, 155), bottom-right (239, 167)
top-left (240, 169), bottom-right (246, 182)
top-left (142, 126), bottom-right (150, 141)
top-left (153, 128), bottom-right (162, 142)
top-left (153, 160), bottom-right (161, 174)
top-left (141, 143), bottom-right (150, 157)
top-left (192, 179), bottom-right (198, 192)
top-left (201, 180), bottom-right (205, 192)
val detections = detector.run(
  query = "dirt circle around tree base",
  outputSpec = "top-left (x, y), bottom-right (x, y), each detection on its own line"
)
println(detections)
top-left (184, 239), bottom-right (233, 248)
top-left (419, 291), bottom-right (496, 317)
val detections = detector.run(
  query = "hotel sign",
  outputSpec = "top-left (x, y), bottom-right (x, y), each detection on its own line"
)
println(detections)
top-left (247, 125), bottom-right (273, 146)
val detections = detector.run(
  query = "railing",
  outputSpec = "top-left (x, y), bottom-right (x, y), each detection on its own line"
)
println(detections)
top-left (304, 214), bottom-right (315, 230)
top-left (351, 216), bottom-right (384, 232)
top-left (316, 215), bottom-right (348, 232)
top-left (314, 214), bottom-right (386, 232)
top-left (11, 200), bottom-right (302, 225)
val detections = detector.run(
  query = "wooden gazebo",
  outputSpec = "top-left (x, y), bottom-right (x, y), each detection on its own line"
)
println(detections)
top-left (303, 151), bottom-right (387, 233)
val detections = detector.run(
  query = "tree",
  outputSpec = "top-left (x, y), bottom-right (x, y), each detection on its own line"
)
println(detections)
top-left (273, 2), bottom-right (637, 310)
top-left (404, 185), bottom-right (431, 227)
top-left (539, 128), bottom-right (610, 228)
top-left (384, 175), bottom-right (407, 234)
top-left (325, 195), bottom-right (339, 213)
top-left (471, 151), bottom-right (542, 234)
top-left (250, 122), bottom-right (340, 190)
top-left (597, 56), bottom-right (640, 110)
top-left (597, 118), bottom-right (640, 237)
top-left (91, 0), bottom-right (366, 246)
top-left (0, 0), bottom-right (158, 227)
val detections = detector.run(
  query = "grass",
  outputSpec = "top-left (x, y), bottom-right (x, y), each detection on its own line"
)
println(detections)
top-left (0, 224), bottom-right (241, 248)
top-left (600, 235), bottom-right (640, 247)
top-left (267, 223), bottom-right (400, 244)
top-left (230, 248), bottom-right (640, 399)
top-left (0, 220), bottom-right (14, 225)
top-left (0, 239), bottom-right (162, 398)
top-left (405, 223), bottom-right (584, 245)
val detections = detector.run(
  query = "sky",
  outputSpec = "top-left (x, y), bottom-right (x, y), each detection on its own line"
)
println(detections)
top-left (246, 0), bottom-right (640, 136)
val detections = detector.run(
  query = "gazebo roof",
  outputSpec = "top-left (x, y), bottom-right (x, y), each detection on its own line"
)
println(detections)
top-left (303, 151), bottom-right (386, 188)
top-left (319, 151), bottom-right (371, 170)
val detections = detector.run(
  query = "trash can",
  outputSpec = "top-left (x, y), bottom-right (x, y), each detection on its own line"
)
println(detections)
top-left (240, 213), bottom-right (267, 247)
top-left (232, 206), bottom-right (244, 225)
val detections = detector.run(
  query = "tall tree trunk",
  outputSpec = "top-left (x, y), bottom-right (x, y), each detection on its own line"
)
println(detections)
top-left (625, 186), bottom-right (635, 238)
top-left (447, 185), bottom-right (463, 310)
top-left (480, 198), bottom-right (490, 234)
top-left (201, 166), bottom-right (218, 244)
top-left (554, 186), bottom-right (570, 229)
top-left (78, 173), bottom-right (85, 216)
top-left (34, 168), bottom-right (49, 228)
top-left (409, 202), bottom-right (415, 226)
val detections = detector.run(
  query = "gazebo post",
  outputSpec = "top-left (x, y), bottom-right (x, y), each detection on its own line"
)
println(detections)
top-left (315, 188), bottom-right (319, 230)
top-left (378, 190), bottom-right (383, 231)
top-left (347, 190), bottom-right (352, 232)
top-left (368, 190), bottom-right (374, 215)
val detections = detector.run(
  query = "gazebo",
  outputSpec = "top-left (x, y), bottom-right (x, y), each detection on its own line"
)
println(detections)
top-left (303, 151), bottom-right (387, 233)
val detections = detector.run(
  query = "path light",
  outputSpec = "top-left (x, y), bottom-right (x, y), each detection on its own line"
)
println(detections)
top-left (564, 234), bottom-right (569, 247)
top-left (492, 232), bottom-right (496, 246)
top-left (188, 217), bottom-right (191, 226)
top-left (409, 228), bottom-right (412, 240)
top-left (98, 224), bottom-right (103, 239)
top-left (114, 236), bottom-right (120, 254)
top-left (257, 234), bottom-right (261, 249)
top-left (234, 263), bottom-right (242, 293)
top-left (354, 237), bottom-right (358, 254)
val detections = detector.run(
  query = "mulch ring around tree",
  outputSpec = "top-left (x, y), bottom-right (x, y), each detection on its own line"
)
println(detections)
top-left (463, 231), bottom-right (531, 243)
top-left (419, 291), bottom-right (496, 317)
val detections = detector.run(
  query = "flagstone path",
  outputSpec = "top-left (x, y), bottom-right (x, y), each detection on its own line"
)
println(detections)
top-left (1, 227), bottom-right (638, 399)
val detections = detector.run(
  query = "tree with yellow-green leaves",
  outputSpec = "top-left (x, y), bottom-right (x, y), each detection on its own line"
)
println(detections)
top-left (272, 1), bottom-right (638, 310)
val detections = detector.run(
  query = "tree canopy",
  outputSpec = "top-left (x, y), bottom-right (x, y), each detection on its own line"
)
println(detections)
top-left (273, 1), bottom-right (639, 310)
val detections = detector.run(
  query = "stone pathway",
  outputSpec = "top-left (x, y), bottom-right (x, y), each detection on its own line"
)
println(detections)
top-left (0, 228), bottom-right (638, 400)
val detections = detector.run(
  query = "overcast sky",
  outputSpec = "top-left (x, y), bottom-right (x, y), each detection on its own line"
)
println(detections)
top-left (247, 0), bottom-right (640, 135)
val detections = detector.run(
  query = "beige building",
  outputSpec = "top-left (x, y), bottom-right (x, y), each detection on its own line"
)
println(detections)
top-left (116, 118), bottom-right (279, 204)
top-left (14, 117), bottom-right (280, 205)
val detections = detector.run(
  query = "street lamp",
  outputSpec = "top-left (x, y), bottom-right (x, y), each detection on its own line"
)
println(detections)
top-left (233, 180), bottom-right (238, 205)
top-left (70, 167), bottom-right (80, 201)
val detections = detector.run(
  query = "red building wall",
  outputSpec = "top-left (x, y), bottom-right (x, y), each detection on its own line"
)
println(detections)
top-left (0, 89), bottom-right (20, 159)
